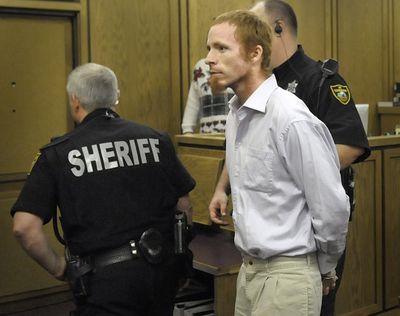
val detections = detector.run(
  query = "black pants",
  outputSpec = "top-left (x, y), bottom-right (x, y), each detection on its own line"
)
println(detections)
top-left (73, 256), bottom-right (179, 316)
top-left (321, 250), bottom-right (346, 316)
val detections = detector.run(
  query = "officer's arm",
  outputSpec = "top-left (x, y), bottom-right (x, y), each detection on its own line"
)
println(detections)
top-left (13, 211), bottom-right (66, 280)
top-left (177, 194), bottom-right (193, 225)
top-left (336, 144), bottom-right (365, 170)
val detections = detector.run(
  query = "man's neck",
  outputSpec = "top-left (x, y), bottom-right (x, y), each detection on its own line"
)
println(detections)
top-left (277, 39), bottom-right (298, 68)
top-left (234, 71), bottom-right (270, 105)
top-left (75, 109), bottom-right (89, 124)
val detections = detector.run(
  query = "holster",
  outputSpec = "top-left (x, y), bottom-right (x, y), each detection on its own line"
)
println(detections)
top-left (65, 248), bottom-right (92, 302)
top-left (175, 248), bottom-right (195, 281)
top-left (341, 166), bottom-right (355, 220)
top-left (138, 228), bottom-right (165, 264)
top-left (174, 211), bottom-right (195, 280)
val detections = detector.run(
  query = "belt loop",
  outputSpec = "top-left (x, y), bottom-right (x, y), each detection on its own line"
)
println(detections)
top-left (306, 254), bottom-right (311, 266)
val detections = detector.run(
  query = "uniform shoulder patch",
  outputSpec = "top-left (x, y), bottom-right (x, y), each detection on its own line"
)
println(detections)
top-left (330, 84), bottom-right (351, 105)
top-left (28, 152), bottom-right (41, 175)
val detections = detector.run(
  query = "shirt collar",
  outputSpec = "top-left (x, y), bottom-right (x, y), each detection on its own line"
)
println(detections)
top-left (229, 74), bottom-right (279, 114)
top-left (79, 108), bottom-right (120, 126)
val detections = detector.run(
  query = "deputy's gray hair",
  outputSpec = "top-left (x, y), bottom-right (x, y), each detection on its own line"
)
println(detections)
top-left (66, 63), bottom-right (119, 112)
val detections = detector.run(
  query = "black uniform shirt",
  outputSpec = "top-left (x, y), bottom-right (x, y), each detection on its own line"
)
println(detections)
top-left (11, 108), bottom-right (195, 255)
top-left (273, 46), bottom-right (370, 163)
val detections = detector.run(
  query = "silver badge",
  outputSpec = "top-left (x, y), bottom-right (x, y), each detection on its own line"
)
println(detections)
top-left (287, 80), bottom-right (298, 94)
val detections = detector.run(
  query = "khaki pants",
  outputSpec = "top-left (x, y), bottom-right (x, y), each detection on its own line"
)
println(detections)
top-left (235, 253), bottom-right (322, 316)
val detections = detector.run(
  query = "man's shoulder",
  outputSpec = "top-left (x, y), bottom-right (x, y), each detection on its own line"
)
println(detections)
top-left (299, 59), bottom-right (322, 84)
top-left (274, 85), bottom-right (304, 101)
top-left (40, 132), bottom-right (73, 151)
top-left (272, 86), bottom-right (311, 115)
top-left (300, 56), bottom-right (349, 86)
top-left (122, 119), bottom-right (167, 137)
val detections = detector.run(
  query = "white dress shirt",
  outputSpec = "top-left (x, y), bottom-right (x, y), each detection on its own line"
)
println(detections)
top-left (225, 74), bottom-right (349, 274)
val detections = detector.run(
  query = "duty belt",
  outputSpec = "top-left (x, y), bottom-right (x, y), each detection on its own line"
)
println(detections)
top-left (91, 240), bottom-right (140, 270)
top-left (88, 228), bottom-right (166, 270)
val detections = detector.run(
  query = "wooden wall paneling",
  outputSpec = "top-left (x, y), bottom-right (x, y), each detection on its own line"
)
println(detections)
top-left (383, 0), bottom-right (392, 101)
top-left (76, 0), bottom-right (89, 65)
top-left (88, 0), bottom-right (181, 136)
top-left (336, 150), bottom-right (383, 315)
top-left (385, 0), bottom-right (394, 103)
top-left (336, 0), bottom-right (389, 136)
top-left (394, 0), bottom-right (400, 86)
top-left (330, 0), bottom-right (337, 60)
top-left (179, 0), bottom-right (189, 118)
top-left (285, 0), bottom-right (331, 60)
top-left (169, 0), bottom-right (182, 135)
top-left (383, 148), bottom-right (400, 308)
top-left (0, 0), bottom-right (80, 11)
top-left (214, 273), bottom-right (237, 316)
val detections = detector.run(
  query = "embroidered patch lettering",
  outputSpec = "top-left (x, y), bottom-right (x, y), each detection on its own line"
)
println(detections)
top-left (330, 84), bottom-right (351, 105)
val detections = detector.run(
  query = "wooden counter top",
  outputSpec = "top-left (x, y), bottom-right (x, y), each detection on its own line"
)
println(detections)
top-left (189, 230), bottom-right (241, 276)
top-left (368, 135), bottom-right (400, 148)
top-left (377, 106), bottom-right (400, 114)
top-left (177, 134), bottom-right (400, 150)
top-left (176, 134), bottom-right (225, 147)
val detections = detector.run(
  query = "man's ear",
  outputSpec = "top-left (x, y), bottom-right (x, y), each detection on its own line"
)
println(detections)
top-left (70, 95), bottom-right (81, 112)
top-left (115, 89), bottom-right (120, 105)
top-left (250, 45), bottom-right (263, 64)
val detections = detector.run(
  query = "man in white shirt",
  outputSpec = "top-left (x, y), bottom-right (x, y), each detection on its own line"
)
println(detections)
top-left (207, 10), bottom-right (349, 315)
top-left (181, 58), bottom-right (234, 134)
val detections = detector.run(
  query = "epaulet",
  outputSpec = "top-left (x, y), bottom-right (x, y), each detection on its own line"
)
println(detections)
top-left (319, 59), bottom-right (338, 78)
top-left (40, 134), bottom-right (70, 151)
top-left (317, 59), bottom-right (339, 88)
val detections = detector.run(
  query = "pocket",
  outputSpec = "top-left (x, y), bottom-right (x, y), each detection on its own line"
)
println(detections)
top-left (271, 273), bottom-right (308, 315)
top-left (243, 148), bottom-right (274, 193)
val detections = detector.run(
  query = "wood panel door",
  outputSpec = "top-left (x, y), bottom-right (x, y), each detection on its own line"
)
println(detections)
top-left (0, 13), bottom-right (73, 175)
top-left (336, 150), bottom-right (383, 315)
top-left (0, 11), bottom-right (74, 301)
top-left (383, 147), bottom-right (400, 308)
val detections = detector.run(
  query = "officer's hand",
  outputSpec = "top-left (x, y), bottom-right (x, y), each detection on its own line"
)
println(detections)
top-left (322, 270), bottom-right (338, 296)
top-left (209, 190), bottom-right (229, 225)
